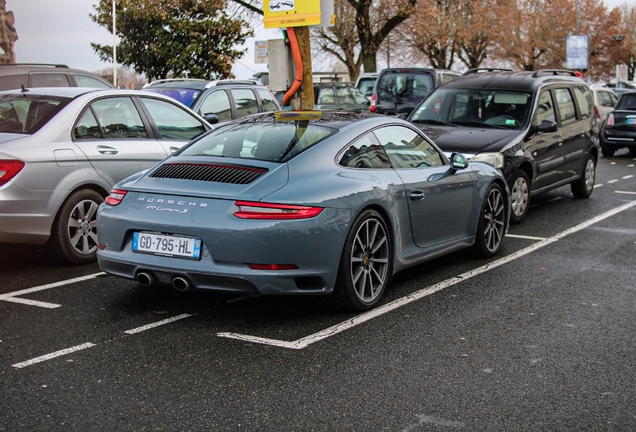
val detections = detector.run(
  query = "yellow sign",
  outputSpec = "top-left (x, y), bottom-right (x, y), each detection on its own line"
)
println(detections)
top-left (264, 0), bottom-right (321, 29)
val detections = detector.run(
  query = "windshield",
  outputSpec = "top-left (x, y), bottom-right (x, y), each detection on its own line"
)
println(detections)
top-left (616, 93), bottom-right (636, 110)
top-left (410, 88), bottom-right (532, 129)
top-left (179, 121), bottom-right (335, 163)
top-left (0, 94), bottom-right (70, 134)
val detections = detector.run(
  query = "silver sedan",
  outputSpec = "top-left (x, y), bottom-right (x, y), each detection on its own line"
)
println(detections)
top-left (0, 87), bottom-right (211, 264)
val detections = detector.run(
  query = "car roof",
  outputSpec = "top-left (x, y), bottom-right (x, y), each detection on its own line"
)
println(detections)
top-left (145, 78), bottom-right (262, 90)
top-left (441, 69), bottom-right (585, 92)
top-left (0, 86), bottom-right (103, 97)
top-left (0, 63), bottom-right (94, 75)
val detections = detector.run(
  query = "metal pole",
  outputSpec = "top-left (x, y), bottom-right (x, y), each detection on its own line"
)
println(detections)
top-left (613, 35), bottom-right (624, 87)
top-left (112, 0), bottom-right (117, 88)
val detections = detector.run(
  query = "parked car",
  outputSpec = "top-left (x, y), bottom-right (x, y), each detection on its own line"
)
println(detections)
top-left (276, 83), bottom-right (370, 111)
top-left (0, 63), bottom-right (114, 91)
top-left (143, 78), bottom-right (280, 124)
top-left (0, 87), bottom-right (211, 264)
top-left (96, 111), bottom-right (510, 311)
top-left (591, 85), bottom-right (619, 135)
top-left (355, 72), bottom-right (378, 99)
top-left (407, 69), bottom-right (598, 224)
top-left (370, 67), bottom-right (461, 116)
top-left (599, 90), bottom-right (636, 157)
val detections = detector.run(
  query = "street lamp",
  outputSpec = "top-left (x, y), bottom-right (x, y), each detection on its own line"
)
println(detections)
top-left (613, 35), bottom-right (624, 87)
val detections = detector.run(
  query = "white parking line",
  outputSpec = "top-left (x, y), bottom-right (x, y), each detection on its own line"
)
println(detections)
top-left (0, 272), bottom-right (106, 309)
top-left (218, 200), bottom-right (636, 350)
top-left (616, 191), bottom-right (636, 195)
top-left (608, 179), bottom-right (619, 183)
top-left (123, 314), bottom-right (192, 334)
top-left (12, 342), bottom-right (97, 369)
top-left (623, 175), bottom-right (634, 179)
top-left (506, 234), bottom-right (548, 241)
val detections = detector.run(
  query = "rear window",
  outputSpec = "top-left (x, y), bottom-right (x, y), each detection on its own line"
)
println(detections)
top-left (179, 121), bottom-right (334, 162)
top-left (0, 94), bottom-right (70, 134)
top-left (144, 87), bottom-right (201, 108)
top-left (616, 93), bottom-right (636, 110)
top-left (376, 72), bottom-right (434, 104)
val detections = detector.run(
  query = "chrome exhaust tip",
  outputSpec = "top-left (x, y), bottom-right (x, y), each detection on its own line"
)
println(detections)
top-left (172, 276), bottom-right (193, 292)
top-left (136, 271), bottom-right (157, 286)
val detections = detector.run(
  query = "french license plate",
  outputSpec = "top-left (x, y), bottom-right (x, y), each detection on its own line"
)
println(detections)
top-left (627, 117), bottom-right (636, 125)
top-left (132, 232), bottom-right (201, 260)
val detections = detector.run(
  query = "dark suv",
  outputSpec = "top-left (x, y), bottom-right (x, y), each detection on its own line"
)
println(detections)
top-left (407, 69), bottom-right (598, 223)
top-left (370, 67), bottom-right (460, 116)
top-left (143, 78), bottom-right (280, 124)
top-left (0, 63), bottom-right (114, 90)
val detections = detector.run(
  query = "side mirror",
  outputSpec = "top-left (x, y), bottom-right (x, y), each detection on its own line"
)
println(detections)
top-left (450, 152), bottom-right (468, 170)
top-left (536, 119), bottom-right (558, 133)
top-left (204, 113), bottom-right (219, 125)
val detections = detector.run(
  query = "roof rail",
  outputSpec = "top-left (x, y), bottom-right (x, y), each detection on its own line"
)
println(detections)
top-left (462, 68), bottom-right (513, 76)
top-left (531, 69), bottom-right (579, 78)
top-left (0, 63), bottom-right (69, 68)
top-left (213, 79), bottom-right (260, 86)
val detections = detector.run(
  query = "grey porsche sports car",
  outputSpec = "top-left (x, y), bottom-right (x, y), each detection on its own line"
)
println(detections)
top-left (97, 111), bottom-right (510, 310)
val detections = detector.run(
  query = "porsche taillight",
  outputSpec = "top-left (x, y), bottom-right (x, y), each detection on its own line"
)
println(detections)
top-left (104, 189), bottom-right (127, 206)
top-left (0, 160), bottom-right (25, 186)
top-left (234, 201), bottom-right (323, 220)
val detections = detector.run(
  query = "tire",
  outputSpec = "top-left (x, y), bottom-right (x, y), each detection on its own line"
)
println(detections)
top-left (49, 189), bottom-right (103, 265)
top-left (571, 154), bottom-right (596, 198)
top-left (329, 209), bottom-right (391, 311)
top-left (473, 183), bottom-right (506, 258)
top-left (509, 170), bottom-right (530, 224)
top-left (601, 143), bottom-right (615, 157)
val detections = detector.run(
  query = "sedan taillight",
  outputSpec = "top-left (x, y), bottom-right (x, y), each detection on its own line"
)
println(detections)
top-left (607, 113), bottom-right (614, 126)
top-left (0, 160), bottom-right (25, 186)
top-left (234, 201), bottom-right (323, 220)
top-left (105, 189), bottom-right (127, 206)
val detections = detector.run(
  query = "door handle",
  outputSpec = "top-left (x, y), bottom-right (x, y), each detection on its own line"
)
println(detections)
top-left (97, 145), bottom-right (118, 155)
top-left (409, 191), bottom-right (426, 201)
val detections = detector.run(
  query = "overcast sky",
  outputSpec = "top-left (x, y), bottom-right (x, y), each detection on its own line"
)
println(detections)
top-left (7, 0), bottom-right (630, 80)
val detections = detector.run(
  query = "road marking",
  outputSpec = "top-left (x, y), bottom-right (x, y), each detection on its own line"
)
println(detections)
top-left (506, 234), bottom-right (547, 241)
top-left (607, 179), bottom-right (619, 183)
top-left (123, 313), bottom-right (192, 334)
top-left (594, 184), bottom-right (603, 188)
top-left (623, 175), bottom-right (634, 179)
top-left (616, 191), bottom-right (636, 195)
top-left (0, 272), bottom-right (106, 309)
top-left (12, 342), bottom-right (97, 369)
top-left (218, 200), bottom-right (636, 349)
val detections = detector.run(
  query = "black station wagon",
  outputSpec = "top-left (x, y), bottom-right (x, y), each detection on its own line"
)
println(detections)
top-left (408, 69), bottom-right (598, 223)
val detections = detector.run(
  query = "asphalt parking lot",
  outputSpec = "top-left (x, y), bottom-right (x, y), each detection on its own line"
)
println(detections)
top-left (1, 151), bottom-right (635, 431)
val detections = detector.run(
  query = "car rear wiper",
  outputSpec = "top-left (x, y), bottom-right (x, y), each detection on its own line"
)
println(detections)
top-left (410, 119), bottom-right (457, 127)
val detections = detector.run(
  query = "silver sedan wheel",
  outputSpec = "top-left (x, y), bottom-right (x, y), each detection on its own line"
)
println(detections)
top-left (349, 216), bottom-right (390, 304)
top-left (66, 199), bottom-right (100, 256)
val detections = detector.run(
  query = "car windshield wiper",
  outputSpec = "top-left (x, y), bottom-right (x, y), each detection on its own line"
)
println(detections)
top-left (410, 119), bottom-right (457, 127)
top-left (451, 120), bottom-right (507, 129)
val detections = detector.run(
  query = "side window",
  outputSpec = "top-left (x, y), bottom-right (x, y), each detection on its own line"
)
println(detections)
top-left (572, 86), bottom-right (592, 119)
top-left (534, 90), bottom-right (555, 125)
top-left (198, 90), bottom-right (232, 122)
top-left (73, 74), bottom-right (112, 89)
top-left (0, 74), bottom-right (28, 91)
top-left (555, 88), bottom-right (577, 125)
top-left (610, 92), bottom-right (619, 106)
top-left (30, 73), bottom-right (70, 87)
top-left (140, 97), bottom-right (206, 140)
top-left (91, 97), bottom-right (147, 139)
top-left (255, 88), bottom-right (280, 112)
top-left (338, 133), bottom-right (391, 169)
top-left (374, 125), bottom-right (444, 169)
top-left (231, 89), bottom-right (259, 118)
top-left (73, 108), bottom-right (101, 140)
